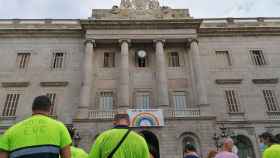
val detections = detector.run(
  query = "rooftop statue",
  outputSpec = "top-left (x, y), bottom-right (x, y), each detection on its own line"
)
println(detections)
top-left (120, 0), bottom-right (160, 9)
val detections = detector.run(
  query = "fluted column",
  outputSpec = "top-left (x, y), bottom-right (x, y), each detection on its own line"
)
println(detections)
top-left (80, 39), bottom-right (95, 108)
top-left (154, 39), bottom-right (169, 106)
top-left (189, 39), bottom-right (208, 105)
top-left (119, 39), bottom-right (130, 108)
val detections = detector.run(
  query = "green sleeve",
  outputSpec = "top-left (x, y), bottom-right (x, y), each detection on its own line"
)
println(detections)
top-left (59, 123), bottom-right (72, 148)
top-left (88, 134), bottom-right (103, 158)
top-left (141, 138), bottom-right (150, 158)
top-left (0, 133), bottom-right (9, 151)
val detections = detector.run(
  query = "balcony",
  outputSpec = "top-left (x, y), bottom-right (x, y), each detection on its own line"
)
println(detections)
top-left (88, 110), bottom-right (116, 120)
top-left (167, 108), bottom-right (200, 118)
top-left (88, 108), bottom-right (201, 120)
top-left (267, 111), bottom-right (280, 120)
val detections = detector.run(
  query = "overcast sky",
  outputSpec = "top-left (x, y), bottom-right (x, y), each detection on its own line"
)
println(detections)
top-left (0, 0), bottom-right (279, 19)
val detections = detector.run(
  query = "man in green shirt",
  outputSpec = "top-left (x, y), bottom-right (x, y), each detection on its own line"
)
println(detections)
top-left (260, 132), bottom-right (280, 158)
top-left (0, 95), bottom-right (72, 158)
top-left (88, 113), bottom-right (150, 158)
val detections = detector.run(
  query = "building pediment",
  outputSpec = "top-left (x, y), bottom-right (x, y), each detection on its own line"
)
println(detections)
top-left (40, 81), bottom-right (69, 87)
top-left (215, 79), bottom-right (243, 84)
top-left (1, 82), bottom-right (30, 88)
top-left (252, 78), bottom-right (279, 84)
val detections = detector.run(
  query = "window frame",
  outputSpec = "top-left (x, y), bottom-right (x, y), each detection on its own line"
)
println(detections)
top-left (103, 52), bottom-right (115, 68)
top-left (249, 49), bottom-right (267, 66)
top-left (135, 50), bottom-right (149, 68)
top-left (168, 52), bottom-right (180, 67)
top-left (215, 50), bottom-right (232, 67)
top-left (262, 89), bottom-right (280, 112)
top-left (16, 52), bottom-right (31, 69)
top-left (224, 89), bottom-right (242, 114)
top-left (51, 52), bottom-right (65, 69)
top-left (99, 91), bottom-right (115, 111)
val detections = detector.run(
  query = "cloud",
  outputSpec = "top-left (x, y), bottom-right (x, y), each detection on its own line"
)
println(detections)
top-left (0, 0), bottom-right (279, 19)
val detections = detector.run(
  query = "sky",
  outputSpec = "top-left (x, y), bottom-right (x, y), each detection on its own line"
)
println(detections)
top-left (0, 0), bottom-right (279, 19)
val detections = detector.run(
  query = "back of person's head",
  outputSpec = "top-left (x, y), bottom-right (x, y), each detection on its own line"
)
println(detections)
top-left (207, 150), bottom-right (217, 158)
top-left (185, 144), bottom-right (197, 153)
top-left (259, 132), bottom-right (278, 145)
top-left (223, 138), bottom-right (234, 152)
top-left (113, 113), bottom-right (130, 126)
top-left (32, 95), bottom-right (51, 112)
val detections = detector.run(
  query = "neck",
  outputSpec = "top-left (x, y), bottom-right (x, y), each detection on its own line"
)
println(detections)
top-left (32, 111), bottom-right (49, 116)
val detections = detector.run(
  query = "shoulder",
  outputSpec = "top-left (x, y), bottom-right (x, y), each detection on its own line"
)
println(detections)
top-left (129, 131), bottom-right (146, 142)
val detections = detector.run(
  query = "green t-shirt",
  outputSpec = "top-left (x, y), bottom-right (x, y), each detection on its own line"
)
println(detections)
top-left (263, 144), bottom-right (280, 158)
top-left (0, 134), bottom-right (6, 151)
top-left (71, 146), bottom-right (88, 158)
top-left (88, 127), bottom-right (149, 158)
top-left (1, 115), bottom-right (72, 152)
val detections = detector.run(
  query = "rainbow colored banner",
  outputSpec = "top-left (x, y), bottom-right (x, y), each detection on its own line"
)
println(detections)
top-left (127, 109), bottom-right (164, 127)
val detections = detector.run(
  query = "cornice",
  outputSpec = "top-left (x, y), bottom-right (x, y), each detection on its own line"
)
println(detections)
top-left (80, 19), bottom-right (202, 30)
top-left (198, 27), bottom-right (280, 37)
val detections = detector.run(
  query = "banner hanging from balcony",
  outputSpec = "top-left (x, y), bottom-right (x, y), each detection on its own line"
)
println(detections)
top-left (127, 109), bottom-right (164, 127)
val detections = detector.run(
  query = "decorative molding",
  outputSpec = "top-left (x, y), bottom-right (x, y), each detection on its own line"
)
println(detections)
top-left (1, 82), bottom-right (30, 88)
top-left (84, 39), bottom-right (96, 47)
top-left (252, 78), bottom-right (278, 84)
top-left (40, 81), bottom-right (69, 87)
top-left (215, 79), bottom-right (243, 84)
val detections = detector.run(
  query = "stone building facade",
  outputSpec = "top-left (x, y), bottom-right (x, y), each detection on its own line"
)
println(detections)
top-left (1, 1), bottom-right (280, 158)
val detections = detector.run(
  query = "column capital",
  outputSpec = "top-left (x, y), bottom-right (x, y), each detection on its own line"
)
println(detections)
top-left (153, 39), bottom-right (166, 44)
top-left (84, 39), bottom-right (96, 47)
top-left (118, 39), bottom-right (131, 44)
top-left (187, 38), bottom-right (199, 44)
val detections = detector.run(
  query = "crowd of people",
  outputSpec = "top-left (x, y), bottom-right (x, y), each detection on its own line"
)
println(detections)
top-left (0, 95), bottom-right (280, 158)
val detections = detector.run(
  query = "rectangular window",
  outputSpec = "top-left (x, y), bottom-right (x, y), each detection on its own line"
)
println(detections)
top-left (46, 93), bottom-right (56, 115)
top-left (173, 92), bottom-right (187, 109)
top-left (135, 51), bottom-right (148, 68)
top-left (2, 93), bottom-right (20, 116)
top-left (263, 89), bottom-right (279, 112)
top-left (215, 51), bottom-right (231, 67)
top-left (52, 52), bottom-right (64, 69)
top-left (250, 50), bottom-right (266, 65)
top-left (100, 92), bottom-right (114, 110)
top-left (104, 52), bottom-right (115, 68)
top-left (169, 52), bottom-right (180, 67)
top-left (225, 90), bottom-right (241, 113)
top-left (136, 92), bottom-right (150, 109)
top-left (17, 53), bottom-right (31, 69)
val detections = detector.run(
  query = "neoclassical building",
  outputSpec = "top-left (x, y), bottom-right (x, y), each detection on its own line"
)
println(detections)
top-left (0, 1), bottom-right (280, 158)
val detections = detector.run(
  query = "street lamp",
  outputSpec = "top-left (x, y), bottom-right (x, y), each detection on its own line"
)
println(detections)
top-left (73, 130), bottom-right (82, 147)
top-left (213, 124), bottom-right (235, 151)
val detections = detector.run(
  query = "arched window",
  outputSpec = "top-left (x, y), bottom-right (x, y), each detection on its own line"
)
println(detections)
top-left (180, 133), bottom-right (201, 157)
top-left (235, 135), bottom-right (255, 158)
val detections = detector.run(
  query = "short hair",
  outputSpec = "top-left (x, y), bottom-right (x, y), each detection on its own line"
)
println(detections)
top-left (259, 132), bottom-right (278, 144)
top-left (185, 144), bottom-right (196, 152)
top-left (114, 113), bottom-right (130, 121)
top-left (224, 138), bottom-right (234, 145)
top-left (32, 95), bottom-right (51, 111)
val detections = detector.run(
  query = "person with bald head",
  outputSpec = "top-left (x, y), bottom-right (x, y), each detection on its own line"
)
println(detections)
top-left (215, 138), bottom-right (239, 158)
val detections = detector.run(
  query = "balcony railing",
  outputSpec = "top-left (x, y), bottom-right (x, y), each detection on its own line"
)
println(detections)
top-left (88, 110), bottom-right (116, 119)
top-left (167, 108), bottom-right (200, 118)
top-left (88, 108), bottom-right (201, 120)
top-left (267, 111), bottom-right (280, 120)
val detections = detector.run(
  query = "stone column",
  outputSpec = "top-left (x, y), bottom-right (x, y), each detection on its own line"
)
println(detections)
top-left (189, 39), bottom-right (208, 105)
top-left (154, 40), bottom-right (169, 106)
top-left (80, 39), bottom-right (95, 109)
top-left (119, 39), bottom-right (130, 109)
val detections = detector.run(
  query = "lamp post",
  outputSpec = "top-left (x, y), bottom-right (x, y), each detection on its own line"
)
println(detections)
top-left (213, 124), bottom-right (235, 151)
top-left (73, 130), bottom-right (82, 147)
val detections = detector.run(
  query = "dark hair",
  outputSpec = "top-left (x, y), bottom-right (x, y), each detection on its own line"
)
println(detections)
top-left (32, 95), bottom-right (51, 111)
top-left (259, 132), bottom-right (279, 144)
top-left (185, 144), bottom-right (197, 152)
top-left (114, 113), bottom-right (129, 121)
top-left (149, 144), bottom-right (157, 157)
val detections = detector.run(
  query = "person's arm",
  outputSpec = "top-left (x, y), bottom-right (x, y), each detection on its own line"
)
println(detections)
top-left (0, 150), bottom-right (8, 158)
top-left (60, 145), bottom-right (71, 158)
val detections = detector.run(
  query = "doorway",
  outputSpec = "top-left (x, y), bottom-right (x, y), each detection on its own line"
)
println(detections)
top-left (140, 131), bottom-right (160, 158)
